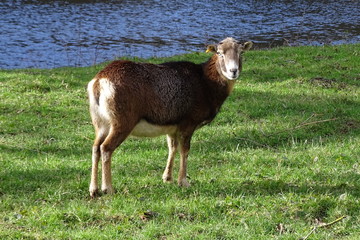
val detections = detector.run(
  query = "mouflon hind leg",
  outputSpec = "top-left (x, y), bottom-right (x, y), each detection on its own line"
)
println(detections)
top-left (99, 126), bottom-right (132, 195)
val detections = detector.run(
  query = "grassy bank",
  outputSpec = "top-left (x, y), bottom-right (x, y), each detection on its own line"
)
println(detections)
top-left (0, 44), bottom-right (359, 239)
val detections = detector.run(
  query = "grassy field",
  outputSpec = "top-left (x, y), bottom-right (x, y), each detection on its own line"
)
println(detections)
top-left (0, 44), bottom-right (359, 239)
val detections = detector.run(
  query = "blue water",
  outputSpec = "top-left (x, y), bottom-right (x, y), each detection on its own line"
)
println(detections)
top-left (1, 0), bottom-right (359, 69)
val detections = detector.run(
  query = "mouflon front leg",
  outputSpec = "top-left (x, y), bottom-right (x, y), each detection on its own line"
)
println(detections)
top-left (162, 134), bottom-right (179, 183)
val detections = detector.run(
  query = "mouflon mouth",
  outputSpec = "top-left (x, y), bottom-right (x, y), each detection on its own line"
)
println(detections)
top-left (223, 70), bottom-right (239, 80)
top-left (228, 76), bottom-right (238, 80)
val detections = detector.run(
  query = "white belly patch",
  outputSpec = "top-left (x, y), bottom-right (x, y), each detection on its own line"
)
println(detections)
top-left (131, 120), bottom-right (177, 137)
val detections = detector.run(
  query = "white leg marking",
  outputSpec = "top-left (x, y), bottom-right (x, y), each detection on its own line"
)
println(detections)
top-left (163, 135), bottom-right (178, 183)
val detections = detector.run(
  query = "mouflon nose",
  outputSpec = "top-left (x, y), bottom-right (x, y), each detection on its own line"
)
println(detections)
top-left (230, 68), bottom-right (238, 74)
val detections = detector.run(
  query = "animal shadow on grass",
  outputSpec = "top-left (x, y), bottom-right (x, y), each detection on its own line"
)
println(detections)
top-left (192, 172), bottom-right (360, 198)
top-left (0, 144), bottom-right (89, 198)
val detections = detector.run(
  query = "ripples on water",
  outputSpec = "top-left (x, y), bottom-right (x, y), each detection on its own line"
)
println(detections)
top-left (0, 0), bottom-right (359, 69)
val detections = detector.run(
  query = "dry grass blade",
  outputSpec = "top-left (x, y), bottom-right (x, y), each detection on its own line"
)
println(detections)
top-left (300, 216), bottom-right (347, 240)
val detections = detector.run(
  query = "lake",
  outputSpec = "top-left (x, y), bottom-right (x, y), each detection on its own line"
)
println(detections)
top-left (1, 0), bottom-right (359, 69)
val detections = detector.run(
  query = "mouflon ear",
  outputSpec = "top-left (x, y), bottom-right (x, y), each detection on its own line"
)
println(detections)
top-left (206, 45), bottom-right (217, 53)
top-left (241, 41), bottom-right (253, 51)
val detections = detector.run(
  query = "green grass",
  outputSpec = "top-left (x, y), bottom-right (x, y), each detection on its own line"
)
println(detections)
top-left (1, 44), bottom-right (359, 239)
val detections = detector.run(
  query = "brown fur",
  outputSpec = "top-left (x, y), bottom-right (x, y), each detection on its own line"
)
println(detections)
top-left (87, 37), bottom-right (252, 197)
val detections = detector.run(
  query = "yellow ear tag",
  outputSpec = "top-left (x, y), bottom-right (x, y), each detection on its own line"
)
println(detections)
top-left (206, 45), bottom-right (215, 53)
